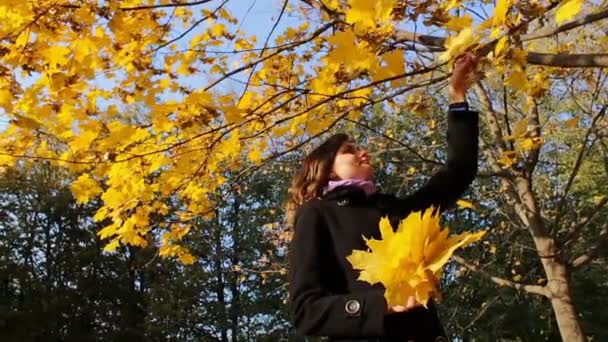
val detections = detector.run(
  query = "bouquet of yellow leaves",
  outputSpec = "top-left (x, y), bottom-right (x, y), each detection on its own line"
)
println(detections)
top-left (346, 206), bottom-right (486, 307)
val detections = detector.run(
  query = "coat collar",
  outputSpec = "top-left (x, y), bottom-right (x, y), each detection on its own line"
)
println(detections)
top-left (322, 185), bottom-right (368, 202)
top-left (322, 185), bottom-right (396, 210)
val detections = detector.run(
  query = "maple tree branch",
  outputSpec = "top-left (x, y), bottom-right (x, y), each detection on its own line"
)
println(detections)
top-left (524, 7), bottom-right (608, 42)
top-left (473, 83), bottom-right (508, 153)
top-left (153, 0), bottom-right (229, 52)
top-left (553, 105), bottom-right (607, 231)
top-left (204, 21), bottom-right (335, 91)
top-left (527, 53), bottom-right (608, 68)
top-left (233, 77), bottom-right (449, 182)
top-left (458, 296), bottom-right (500, 335)
top-left (0, 152), bottom-right (99, 165)
top-left (570, 224), bottom-right (608, 269)
top-left (478, 133), bottom-right (511, 177)
top-left (120, 0), bottom-right (217, 11)
top-left (453, 256), bottom-right (548, 297)
top-left (561, 196), bottom-right (608, 250)
top-left (230, 110), bottom-right (351, 186)
top-left (1, 1), bottom-right (57, 41)
top-left (524, 99), bottom-right (541, 175)
top-left (238, 0), bottom-right (288, 103)
top-left (341, 118), bottom-right (443, 166)
top-left (394, 29), bottom-right (608, 67)
top-left (243, 69), bottom-right (447, 139)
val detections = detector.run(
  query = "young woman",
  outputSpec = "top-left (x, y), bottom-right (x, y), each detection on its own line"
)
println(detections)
top-left (286, 53), bottom-right (480, 342)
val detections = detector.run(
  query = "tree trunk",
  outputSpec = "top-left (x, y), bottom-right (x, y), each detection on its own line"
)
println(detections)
top-left (543, 258), bottom-right (584, 342)
top-left (214, 210), bottom-right (229, 342)
top-left (515, 176), bottom-right (585, 342)
top-left (229, 197), bottom-right (241, 342)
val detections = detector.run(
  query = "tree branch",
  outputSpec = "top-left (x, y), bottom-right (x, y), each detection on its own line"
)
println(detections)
top-left (453, 256), bottom-right (548, 296)
top-left (342, 118), bottom-right (443, 166)
top-left (524, 99), bottom-right (541, 175)
top-left (523, 7), bottom-right (608, 42)
top-left (121, 0), bottom-right (217, 11)
top-left (237, 0), bottom-right (289, 103)
top-left (473, 83), bottom-right (508, 152)
top-left (527, 53), bottom-right (608, 68)
top-left (553, 105), bottom-right (607, 231)
top-left (392, 31), bottom-right (608, 67)
top-left (153, 0), bottom-right (229, 52)
top-left (203, 21), bottom-right (335, 91)
top-left (561, 196), bottom-right (608, 249)
top-left (570, 224), bottom-right (608, 268)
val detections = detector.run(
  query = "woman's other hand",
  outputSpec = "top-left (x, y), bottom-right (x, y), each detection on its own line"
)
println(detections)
top-left (449, 52), bottom-right (479, 103)
top-left (386, 296), bottom-right (422, 314)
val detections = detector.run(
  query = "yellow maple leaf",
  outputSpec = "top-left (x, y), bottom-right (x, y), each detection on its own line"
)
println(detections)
top-left (71, 173), bottom-right (103, 204)
top-left (326, 28), bottom-right (377, 72)
top-left (103, 237), bottom-right (121, 252)
top-left (457, 199), bottom-right (476, 210)
top-left (497, 150), bottom-right (517, 168)
top-left (347, 207), bottom-right (486, 307)
top-left (564, 117), bottom-right (579, 128)
top-left (0, 89), bottom-right (13, 111)
top-left (494, 36), bottom-right (509, 57)
top-left (440, 28), bottom-right (480, 62)
top-left (322, 0), bottom-right (341, 11)
top-left (345, 0), bottom-right (376, 30)
top-left (179, 251), bottom-right (197, 265)
top-left (40, 45), bottom-right (72, 71)
top-left (492, 0), bottom-right (511, 27)
top-left (555, 0), bottom-right (585, 25)
top-left (443, 0), bottom-right (462, 11)
top-left (372, 50), bottom-right (405, 86)
top-left (505, 67), bottom-right (528, 90)
top-left (519, 137), bottom-right (542, 151)
top-left (376, 0), bottom-right (397, 23)
top-left (444, 15), bottom-right (473, 31)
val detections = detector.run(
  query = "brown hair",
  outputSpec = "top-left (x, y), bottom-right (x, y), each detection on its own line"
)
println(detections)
top-left (285, 133), bottom-right (350, 227)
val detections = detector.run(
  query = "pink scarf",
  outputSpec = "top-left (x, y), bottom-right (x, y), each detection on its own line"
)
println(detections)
top-left (323, 179), bottom-right (377, 196)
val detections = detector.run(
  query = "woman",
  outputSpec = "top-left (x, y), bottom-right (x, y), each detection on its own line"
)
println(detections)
top-left (286, 53), bottom-right (479, 341)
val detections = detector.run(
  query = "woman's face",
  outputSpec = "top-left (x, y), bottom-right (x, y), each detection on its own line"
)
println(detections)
top-left (331, 141), bottom-right (374, 181)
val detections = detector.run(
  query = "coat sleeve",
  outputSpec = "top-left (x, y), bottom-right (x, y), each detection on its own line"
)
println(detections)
top-left (399, 107), bottom-right (479, 214)
top-left (288, 203), bottom-right (387, 338)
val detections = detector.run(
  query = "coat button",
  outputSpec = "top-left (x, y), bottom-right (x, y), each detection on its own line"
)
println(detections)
top-left (345, 299), bottom-right (360, 315)
top-left (337, 198), bottom-right (349, 206)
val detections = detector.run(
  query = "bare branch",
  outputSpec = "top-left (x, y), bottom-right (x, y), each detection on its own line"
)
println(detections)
top-left (473, 83), bottom-right (508, 152)
top-left (237, 0), bottom-right (289, 103)
top-left (524, 99), bottom-right (541, 175)
top-left (561, 196), bottom-right (608, 249)
top-left (524, 7), bottom-right (608, 42)
top-left (527, 53), bottom-right (608, 68)
top-left (570, 224), bottom-right (608, 268)
top-left (153, 0), bottom-right (229, 52)
top-left (553, 105), bottom-right (607, 231)
top-left (342, 118), bottom-right (443, 166)
top-left (121, 0), bottom-right (217, 11)
top-left (453, 256), bottom-right (548, 297)
top-left (204, 21), bottom-right (335, 91)
top-left (392, 34), bottom-right (608, 67)
top-left (242, 70), bottom-right (448, 140)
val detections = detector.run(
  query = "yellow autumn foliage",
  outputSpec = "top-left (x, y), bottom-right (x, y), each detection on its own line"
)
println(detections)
top-left (0, 0), bottom-right (601, 260)
top-left (347, 207), bottom-right (486, 307)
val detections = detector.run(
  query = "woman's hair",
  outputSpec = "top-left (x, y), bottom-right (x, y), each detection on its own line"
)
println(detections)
top-left (285, 133), bottom-right (350, 227)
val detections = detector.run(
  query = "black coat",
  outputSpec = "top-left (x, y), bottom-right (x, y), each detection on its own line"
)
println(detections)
top-left (288, 108), bottom-right (479, 342)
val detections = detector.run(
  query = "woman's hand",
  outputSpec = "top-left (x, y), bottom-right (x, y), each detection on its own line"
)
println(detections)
top-left (386, 296), bottom-right (421, 314)
top-left (449, 52), bottom-right (479, 103)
